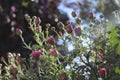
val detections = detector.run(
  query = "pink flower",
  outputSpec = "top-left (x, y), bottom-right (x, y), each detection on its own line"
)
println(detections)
top-left (31, 50), bottom-right (42, 60)
top-left (50, 48), bottom-right (57, 56)
top-left (71, 11), bottom-right (76, 17)
top-left (99, 68), bottom-right (107, 77)
top-left (60, 72), bottom-right (67, 80)
top-left (11, 67), bottom-right (18, 75)
top-left (66, 24), bottom-right (72, 33)
top-left (46, 36), bottom-right (55, 45)
top-left (74, 27), bottom-right (81, 36)
top-left (16, 28), bottom-right (22, 35)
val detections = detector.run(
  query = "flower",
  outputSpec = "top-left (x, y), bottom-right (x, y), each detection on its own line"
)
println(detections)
top-left (16, 28), bottom-right (22, 36)
top-left (0, 56), bottom-right (4, 61)
top-left (46, 36), bottom-right (55, 45)
top-left (16, 56), bottom-right (22, 63)
top-left (31, 50), bottom-right (42, 60)
top-left (24, 13), bottom-right (31, 20)
top-left (11, 6), bottom-right (17, 13)
top-left (36, 25), bottom-right (42, 32)
top-left (66, 24), bottom-right (72, 33)
top-left (11, 78), bottom-right (17, 80)
top-left (88, 11), bottom-right (94, 19)
top-left (11, 67), bottom-right (18, 75)
top-left (50, 48), bottom-right (57, 56)
top-left (8, 52), bottom-right (13, 58)
top-left (34, 17), bottom-right (41, 24)
top-left (74, 27), bottom-right (81, 36)
top-left (60, 72), bottom-right (67, 80)
top-left (71, 11), bottom-right (77, 17)
top-left (99, 51), bottom-right (105, 58)
top-left (99, 68), bottom-right (107, 77)
top-left (75, 18), bottom-right (81, 24)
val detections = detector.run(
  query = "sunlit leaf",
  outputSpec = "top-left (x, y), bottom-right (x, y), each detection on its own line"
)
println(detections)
top-left (108, 22), bottom-right (120, 54)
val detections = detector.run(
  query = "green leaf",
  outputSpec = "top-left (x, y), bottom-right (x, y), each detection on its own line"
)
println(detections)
top-left (115, 67), bottom-right (120, 74)
top-left (108, 22), bottom-right (120, 54)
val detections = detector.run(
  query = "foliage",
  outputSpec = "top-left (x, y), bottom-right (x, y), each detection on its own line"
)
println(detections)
top-left (0, 10), bottom-right (120, 80)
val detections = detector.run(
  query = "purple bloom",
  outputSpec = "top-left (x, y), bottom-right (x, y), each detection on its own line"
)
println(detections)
top-left (66, 24), bottom-right (72, 33)
top-left (50, 48), bottom-right (57, 56)
top-left (31, 50), bottom-right (42, 61)
top-left (74, 27), bottom-right (81, 36)
top-left (99, 67), bottom-right (107, 77)
top-left (46, 36), bottom-right (55, 45)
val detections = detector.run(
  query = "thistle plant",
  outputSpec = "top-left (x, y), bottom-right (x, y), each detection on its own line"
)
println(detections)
top-left (0, 11), bottom-right (120, 80)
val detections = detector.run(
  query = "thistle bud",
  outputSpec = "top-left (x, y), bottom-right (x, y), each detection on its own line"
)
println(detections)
top-left (99, 68), bottom-right (107, 77)
top-left (31, 50), bottom-right (42, 61)
top-left (75, 18), bottom-right (81, 24)
top-left (16, 28), bottom-right (22, 36)
top-left (46, 36), bottom-right (55, 45)
top-left (74, 27), bottom-right (81, 36)
top-left (88, 11), bottom-right (94, 19)
top-left (66, 24), bottom-right (72, 33)
top-left (36, 25), bottom-right (42, 32)
top-left (50, 48), bottom-right (57, 56)
top-left (71, 11), bottom-right (77, 17)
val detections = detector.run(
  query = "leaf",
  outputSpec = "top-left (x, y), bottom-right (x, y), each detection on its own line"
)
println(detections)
top-left (115, 67), bottom-right (120, 74)
top-left (108, 22), bottom-right (120, 54)
top-left (21, 1), bottom-right (29, 7)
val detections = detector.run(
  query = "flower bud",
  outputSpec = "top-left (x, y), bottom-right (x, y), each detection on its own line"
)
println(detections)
top-left (60, 72), bottom-right (68, 80)
top-left (66, 24), bottom-right (72, 33)
top-left (46, 36), bottom-right (55, 45)
top-left (31, 50), bottom-right (42, 61)
top-left (16, 28), bottom-right (22, 36)
top-left (11, 67), bottom-right (18, 75)
top-left (50, 48), bottom-right (57, 56)
top-left (16, 56), bottom-right (22, 63)
top-left (24, 13), bottom-right (31, 21)
top-left (75, 18), bottom-right (81, 24)
top-left (11, 6), bottom-right (17, 13)
top-left (36, 25), bottom-right (42, 32)
top-left (0, 56), bottom-right (4, 61)
top-left (57, 21), bottom-right (64, 29)
top-left (35, 17), bottom-right (41, 24)
top-left (11, 78), bottom-right (17, 80)
top-left (88, 11), bottom-right (94, 19)
top-left (71, 11), bottom-right (77, 17)
top-left (74, 27), bottom-right (81, 36)
top-left (8, 52), bottom-right (13, 58)
top-left (46, 23), bottom-right (51, 27)
top-left (99, 51), bottom-right (105, 58)
top-left (99, 68), bottom-right (107, 77)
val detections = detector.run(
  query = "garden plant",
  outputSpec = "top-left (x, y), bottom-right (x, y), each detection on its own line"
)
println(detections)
top-left (0, 10), bottom-right (120, 80)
